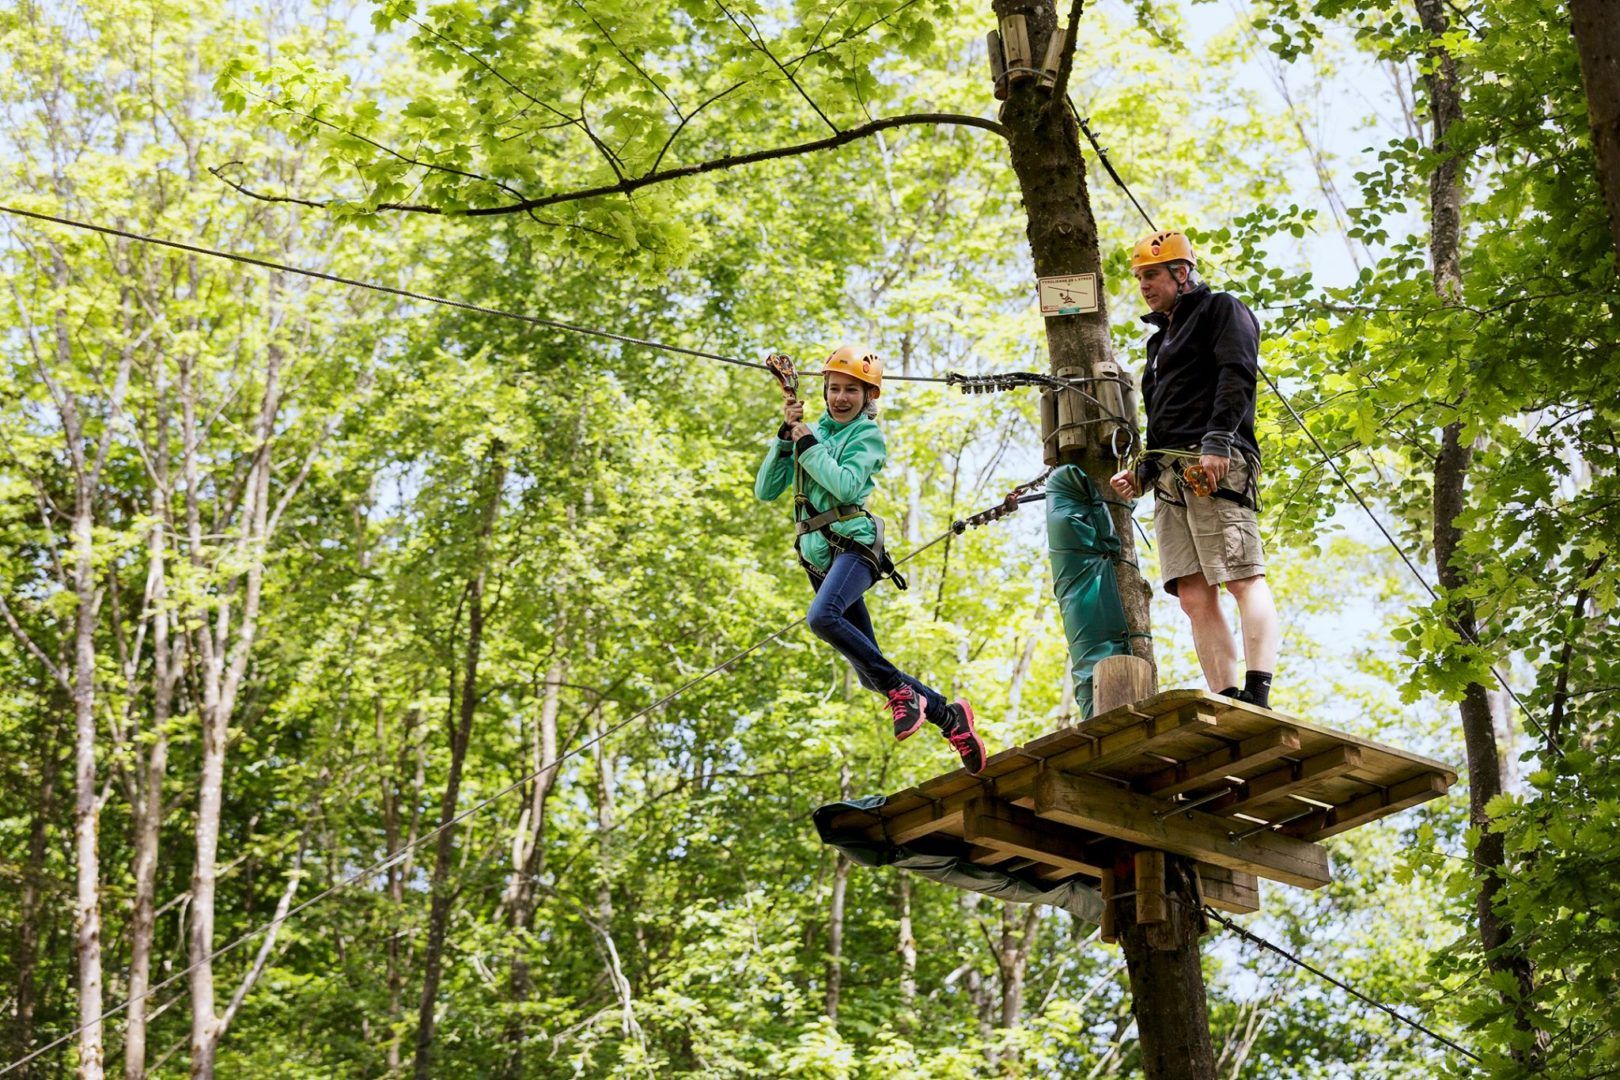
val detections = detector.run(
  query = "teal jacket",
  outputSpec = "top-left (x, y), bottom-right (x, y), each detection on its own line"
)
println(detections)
top-left (755, 413), bottom-right (885, 571)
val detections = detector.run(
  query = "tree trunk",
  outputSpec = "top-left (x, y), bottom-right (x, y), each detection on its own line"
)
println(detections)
top-left (825, 760), bottom-right (853, 1022)
top-left (996, 903), bottom-right (1041, 1029)
top-left (896, 876), bottom-right (917, 1033)
top-left (126, 423), bottom-right (178, 1080)
top-left (991, 0), bottom-right (1154, 666)
top-left (186, 337), bottom-right (282, 1078)
top-left (500, 657), bottom-right (565, 1078)
top-left (125, 532), bottom-right (175, 1080)
top-left (384, 706), bottom-right (426, 1076)
top-left (1414, 0), bottom-right (1544, 1062)
top-left (412, 449), bottom-right (507, 1080)
top-left (70, 449), bottom-right (106, 1080)
top-left (1114, 856), bottom-right (1214, 1080)
top-left (1433, 426), bottom-right (1542, 1060)
top-left (1569, 0), bottom-right (1620, 260)
top-left (15, 707), bottom-right (63, 1077)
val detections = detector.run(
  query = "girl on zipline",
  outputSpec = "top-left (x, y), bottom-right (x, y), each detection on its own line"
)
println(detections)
top-left (755, 344), bottom-right (987, 774)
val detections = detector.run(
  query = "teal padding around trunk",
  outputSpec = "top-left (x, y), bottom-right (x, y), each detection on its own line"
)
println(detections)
top-left (1047, 465), bottom-right (1130, 718)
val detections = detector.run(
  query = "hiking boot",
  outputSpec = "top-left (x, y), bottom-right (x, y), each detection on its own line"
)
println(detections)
top-left (887, 684), bottom-right (928, 741)
top-left (941, 700), bottom-right (987, 775)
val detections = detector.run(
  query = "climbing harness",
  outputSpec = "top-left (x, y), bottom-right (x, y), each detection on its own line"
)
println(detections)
top-left (1129, 446), bottom-right (1262, 512)
top-left (771, 352), bottom-right (906, 589)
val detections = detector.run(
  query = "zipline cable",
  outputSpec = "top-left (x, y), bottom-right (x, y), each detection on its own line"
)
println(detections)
top-left (1204, 905), bottom-right (1483, 1064)
top-left (0, 476), bottom-right (1046, 1077)
top-left (0, 202), bottom-right (989, 386)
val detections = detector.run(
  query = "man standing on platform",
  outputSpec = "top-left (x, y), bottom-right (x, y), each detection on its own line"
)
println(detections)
top-left (1109, 229), bottom-right (1280, 708)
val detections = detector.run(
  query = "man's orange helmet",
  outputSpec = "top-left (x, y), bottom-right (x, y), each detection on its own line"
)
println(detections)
top-left (823, 344), bottom-right (883, 393)
top-left (1129, 229), bottom-right (1197, 271)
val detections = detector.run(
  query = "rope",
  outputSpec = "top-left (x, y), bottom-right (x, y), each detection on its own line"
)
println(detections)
top-left (0, 472), bottom-right (1045, 1077)
top-left (1204, 906), bottom-right (1482, 1064)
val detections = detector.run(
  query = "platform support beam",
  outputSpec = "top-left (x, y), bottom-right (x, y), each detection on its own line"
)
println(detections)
top-left (1093, 655), bottom-right (1217, 1080)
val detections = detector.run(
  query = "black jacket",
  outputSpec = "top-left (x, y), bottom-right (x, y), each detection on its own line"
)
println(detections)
top-left (1137, 283), bottom-right (1261, 475)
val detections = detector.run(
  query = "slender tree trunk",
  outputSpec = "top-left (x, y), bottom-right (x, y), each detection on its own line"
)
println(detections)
top-left (825, 761), bottom-right (853, 1022)
top-left (186, 330), bottom-right (283, 1077)
top-left (896, 876), bottom-right (917, 1033)
top-left (70, 455), bottom-right (106, 1080)
top-left (500, 658), bottom-right (565, 1078)
top-left (991, 0), bottom-right (1154, 665)
top-left (997, 903), bottom-right (1041, 1029)
top-left (1569, 0), bottom-right (1620, 260)
top-left (413, 450), bottom-right (507, 1080)
top-left (126, 411), bottom-right (178, 1080)
top-left (384, 706), bottom-right (426, 1076)
top-left (1414, 0), bottom-right (1544, 1062)
top-left (16, 708), bottom-right (63, 1076)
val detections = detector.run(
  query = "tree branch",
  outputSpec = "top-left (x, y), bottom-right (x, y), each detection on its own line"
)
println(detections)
top-left (0, 592), bottom-right (69, 689)
top-left (571, 0), bottom-right (684, 119)
top-left (714, 0), bottom-right (839, 134)
top-left (220, 112), bottom-right (1007, 217)
top-left (1046, 0), bottom-right (1086, 110)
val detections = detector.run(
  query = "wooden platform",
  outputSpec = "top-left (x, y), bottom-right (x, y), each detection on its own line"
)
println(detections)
top-left (819, 690), bottom-right (1457, 914)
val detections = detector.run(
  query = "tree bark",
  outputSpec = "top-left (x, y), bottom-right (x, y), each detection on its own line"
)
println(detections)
top-left (1569, 0), bottom-right (1620, 260)
top-left (1114, 857), bottom-right (1214, 1080)
top-left (991, 0), bottom-right (1154, 667)
top-left (1415, 0), bottom-right (1544, 1062)
top-left (56, 339), bottom-right (109, 1080)
top-left (412, 449), bottom-right (507, 1080)
top-left (500, 657), bottom-right (565, 1078)
top-left (996, 903), bottom-right (1042, 1029)
top-left (896, 876), bottom-right (917, 1032)
top-left (15, 705), bottom-right (64, 1077)
top-left (186, 334), bottom-right (282, 1078)
top-left (825, 760), bottom-right (853, 1022)
top-left (993, 2), bottom-right (1197, 1069)
top-left (125, 518), bottom-right (176, 1080)
top-left (125, 372), bottom-right (179, 1079)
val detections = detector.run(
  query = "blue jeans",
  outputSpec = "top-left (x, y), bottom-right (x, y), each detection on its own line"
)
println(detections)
top-left (806, 552), bottom-right (948, 722)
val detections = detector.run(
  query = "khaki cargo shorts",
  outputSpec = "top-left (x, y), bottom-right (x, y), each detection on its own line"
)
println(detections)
top-left (1151, 454), bottom-right (1266, 596)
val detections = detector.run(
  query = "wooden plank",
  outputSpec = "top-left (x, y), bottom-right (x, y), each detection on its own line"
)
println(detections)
top-left (1064, 705), bottom-right (1221, 774)
top-left (1136, 850), bottom-right (1168, 924)
top-left (1033, 769), bottom-right (1332, 889)
top-left (1283, 773), bottom-right (1451, 840)
top-left (961, 797), bottom-right (1105, 876)
top-left (1197, 865), bottom-right (1259, 915)
top-left (885, 801), bottom-right (965, 844)
top-left (1207, 746), bottom-right (1364, 818)
top-left (967, 843), bottom-right (1018, 866)
top-left (1099, 868), bottom-right (1117, 944)
top-left (999, 706), bottom-right (1219, 797)
top-left (1138, 727), bottom-right (1302, 797)
top-left (1080, 689), bottom-right (1458, 783)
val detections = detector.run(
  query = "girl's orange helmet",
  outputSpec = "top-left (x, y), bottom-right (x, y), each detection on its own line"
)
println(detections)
top-left (1130, 229), bottom-right (1197, 270)
top-left (823, 344), bottom-right (883, 392)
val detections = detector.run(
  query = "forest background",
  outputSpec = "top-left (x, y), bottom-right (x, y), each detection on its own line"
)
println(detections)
top-left (2, 0), bottom-right (1617, 1075)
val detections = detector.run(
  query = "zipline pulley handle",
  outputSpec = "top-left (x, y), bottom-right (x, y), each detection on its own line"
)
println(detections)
top-left (765, 353), bottom-right (799, 403)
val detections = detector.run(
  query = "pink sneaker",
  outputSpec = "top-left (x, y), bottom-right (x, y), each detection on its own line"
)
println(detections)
top-left (887, 684), bottom-right (928, 741)
top-left (941, 700), bottom-right (986, 775)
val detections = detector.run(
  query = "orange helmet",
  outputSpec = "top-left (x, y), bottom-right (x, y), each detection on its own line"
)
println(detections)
top-left (1129, 229), bottom-right (1196, 271)
top-left (822, 343), bottom-right (883, 393)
